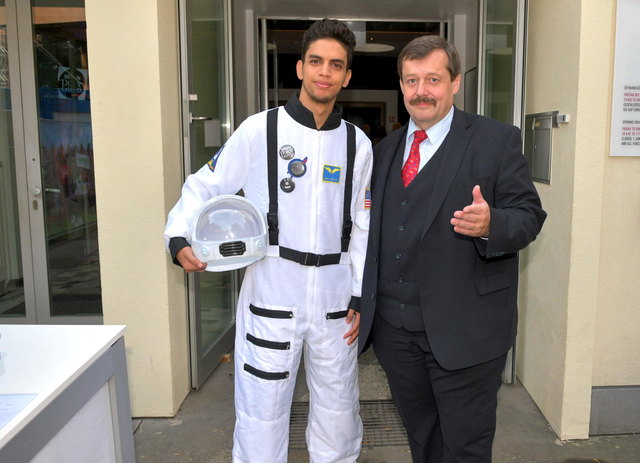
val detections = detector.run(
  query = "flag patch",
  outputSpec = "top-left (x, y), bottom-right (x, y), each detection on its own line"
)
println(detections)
top-left (323, 165), bottom-right (341, 183)
top-left (207, 145), bottom-right (225, 172)
top-left (364, 188), bottom-right (371, 209)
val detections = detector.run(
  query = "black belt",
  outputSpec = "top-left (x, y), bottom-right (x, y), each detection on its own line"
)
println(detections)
top-left (278, 247), bottom-right (341, 267)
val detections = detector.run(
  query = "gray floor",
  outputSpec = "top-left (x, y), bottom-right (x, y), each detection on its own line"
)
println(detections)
top-left (133, 350), bottom-right (640, 463)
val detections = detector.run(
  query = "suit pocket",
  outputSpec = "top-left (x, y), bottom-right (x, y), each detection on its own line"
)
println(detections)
top-left (250, 303), bottom-right (293, 319)
top-left (454, 176), bottom-right (489, 192)
top-left (243, 363), bottom-right (289, 380)
top-left (245, 302), bottom-right (296, 375)
top-left (452, 176), bottom-right (491, 210)
top-left (475, 271), bottom-right (511, 295)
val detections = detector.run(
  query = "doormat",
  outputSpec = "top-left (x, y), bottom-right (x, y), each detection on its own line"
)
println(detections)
top-left (289, 399), bottom-right (409, 449)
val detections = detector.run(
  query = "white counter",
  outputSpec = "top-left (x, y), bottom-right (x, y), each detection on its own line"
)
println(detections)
top-left (0, 325), bottom-right (134, 462)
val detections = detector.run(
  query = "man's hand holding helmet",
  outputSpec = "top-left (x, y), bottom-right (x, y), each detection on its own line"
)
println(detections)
top-left (176, 246), bottom-right (207, 272)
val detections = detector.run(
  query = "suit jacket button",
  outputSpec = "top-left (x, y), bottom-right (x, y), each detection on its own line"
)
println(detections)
top-left (400, 304), bottom-right (406, 309)
top-left (370, 293), bottom-right (376, 300)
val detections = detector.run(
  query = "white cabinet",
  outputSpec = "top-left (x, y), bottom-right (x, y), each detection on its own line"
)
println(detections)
top-left (0, 325), bottom-right (134, 462)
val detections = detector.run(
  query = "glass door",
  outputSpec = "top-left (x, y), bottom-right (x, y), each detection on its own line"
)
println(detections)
top-left (30, 1), bottom-right (101, 321)
top-left (478, 0), bottom-right (527, 383)
top-left (0, 0), bottom-right (101, 324)
top-left (179, 0), bottom-right (237, 388)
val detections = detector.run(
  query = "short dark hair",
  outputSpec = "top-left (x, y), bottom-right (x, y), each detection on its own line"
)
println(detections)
top-left (301, 18), bottom-right (356, 69)
top-left (397, 35), bottom-right (461, 80)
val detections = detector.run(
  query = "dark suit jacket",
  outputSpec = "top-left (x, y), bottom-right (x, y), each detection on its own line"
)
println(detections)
top-left (358, 107), bottom-right (546, 370)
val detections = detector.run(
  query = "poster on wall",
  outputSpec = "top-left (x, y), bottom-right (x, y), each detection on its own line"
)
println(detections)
top-left (39, 119), bottom-right (96, 239)
top-left (610, 0), bottom-right (640, 156)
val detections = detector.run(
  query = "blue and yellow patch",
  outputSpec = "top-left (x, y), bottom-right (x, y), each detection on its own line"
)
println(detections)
top-left (322, 165), bottom-right (341, 183)
top-left (207, 145), bottom-right (225, 172)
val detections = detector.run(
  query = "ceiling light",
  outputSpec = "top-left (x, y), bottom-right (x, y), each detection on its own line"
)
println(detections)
top-left (346, 21), bottom-right (394, 53)
top-left (355, 43), bottom-right (395, 53)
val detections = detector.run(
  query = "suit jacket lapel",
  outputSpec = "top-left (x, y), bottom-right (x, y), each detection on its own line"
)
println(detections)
top-left (376, 125), bottom-right (406, 193)
top-left (372, 125), bottom-right (407, 211)
top-left (420, 107), bottom-right (472, 238)
top-left (371, 125), bottom-right (407, 244)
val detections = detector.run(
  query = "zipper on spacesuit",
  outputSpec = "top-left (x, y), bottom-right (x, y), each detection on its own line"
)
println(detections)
top-left (246, 333), bottom-right (291, 350)
top-left (244, 363), bottom-right (290, 380)
top-left (326, 310), bottom-right (349, 320)
top-left (249, 304), bottom-right (294, 319)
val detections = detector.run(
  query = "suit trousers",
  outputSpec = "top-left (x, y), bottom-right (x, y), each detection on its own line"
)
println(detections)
top-left (372, 316), bottom-right (507, 463)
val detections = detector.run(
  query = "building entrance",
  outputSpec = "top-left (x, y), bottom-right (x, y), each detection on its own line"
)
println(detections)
top-left (236, 0), bottom-right (526, 382)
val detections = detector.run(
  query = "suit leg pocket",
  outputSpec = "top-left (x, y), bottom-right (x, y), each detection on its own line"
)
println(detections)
top-left (325, 309), bottom-right (349, 320)
top-left (244, 302), bottom-right (296, 380)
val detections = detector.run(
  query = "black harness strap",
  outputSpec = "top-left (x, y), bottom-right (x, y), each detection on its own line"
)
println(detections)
top-left (342, 122), bottom-right (356, 252)
top-left (266, 108), bottom-right (279, 245)
top-left (265, 109), bottom-right (357, 266)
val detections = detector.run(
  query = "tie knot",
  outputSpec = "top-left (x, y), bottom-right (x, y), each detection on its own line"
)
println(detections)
top-left (413, 130), bottom-right (427, 144)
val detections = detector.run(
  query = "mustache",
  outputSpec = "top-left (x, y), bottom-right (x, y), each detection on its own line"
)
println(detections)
top-left (409, 96), bottom-right (436, 106)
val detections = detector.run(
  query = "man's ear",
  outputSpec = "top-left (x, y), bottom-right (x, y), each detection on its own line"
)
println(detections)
top-left (342, 69), bottom-right (352, 88)
top-left (452, 74), bottom-right (461, 95)
top-left (296, 60), bottom-right (303, 80)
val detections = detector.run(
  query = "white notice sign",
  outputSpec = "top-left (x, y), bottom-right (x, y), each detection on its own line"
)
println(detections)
top-left (0, 394), bottom-right (37, 429)
top-left (610, 0), bottom-right (640, 156)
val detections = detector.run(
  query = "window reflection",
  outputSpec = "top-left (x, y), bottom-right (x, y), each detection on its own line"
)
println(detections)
top-left (32, 2), bottom-right (102, 317)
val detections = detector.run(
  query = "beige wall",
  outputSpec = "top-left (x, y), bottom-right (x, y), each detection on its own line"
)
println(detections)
top-left (85, 0), bottom-right (189, 416)
top-left (593, 159), bottom-right (640, 379)
top-left (519, 0), bottom-right (635, 440)
top-left (518, 0), bottom-right (579, 439)
top-left (591, 1), bottom-right (640, 386)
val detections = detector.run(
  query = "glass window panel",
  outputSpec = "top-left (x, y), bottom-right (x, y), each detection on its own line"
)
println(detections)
top-left (190, 0), bottom-right (235, 356)
top-left (483, 0), bottom-right (516, 123)
top-left (0, 2), bottom-right (27, 318)
top-left (31, 0), bottom-right (101, 317)
top-left (199, 271), bottom-right (236, 349)
top-left (191, 0), bottom-right (229, 167)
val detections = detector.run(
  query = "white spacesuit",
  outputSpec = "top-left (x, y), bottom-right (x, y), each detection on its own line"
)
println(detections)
top-left (164, 94), bottom-right (373, 463)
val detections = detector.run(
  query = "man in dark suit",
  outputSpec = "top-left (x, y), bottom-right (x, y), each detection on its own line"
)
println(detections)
top-left (358, 35), bottom-right (546, 463)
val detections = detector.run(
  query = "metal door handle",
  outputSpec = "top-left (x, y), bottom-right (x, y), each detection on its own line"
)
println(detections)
top-left (189, 114), bottom-right (213, 123)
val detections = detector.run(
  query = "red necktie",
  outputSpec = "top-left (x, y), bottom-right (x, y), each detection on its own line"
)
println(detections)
top-left (401, 130), bottom-right (427, 186)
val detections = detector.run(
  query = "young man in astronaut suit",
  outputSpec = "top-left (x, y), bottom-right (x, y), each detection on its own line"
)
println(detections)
top-left (164, 19), bottom-right (373, 463)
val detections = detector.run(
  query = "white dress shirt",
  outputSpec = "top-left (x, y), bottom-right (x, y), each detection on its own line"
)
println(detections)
top-left (403, 105), bottom-right (455, 173)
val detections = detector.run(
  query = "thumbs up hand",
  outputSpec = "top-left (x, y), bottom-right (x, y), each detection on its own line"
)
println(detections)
top-left (450, 185), bottom-right (491, 238)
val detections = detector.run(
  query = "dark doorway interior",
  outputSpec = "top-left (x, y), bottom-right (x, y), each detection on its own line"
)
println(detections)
top-left (265, 20), bottom-right (444, 142)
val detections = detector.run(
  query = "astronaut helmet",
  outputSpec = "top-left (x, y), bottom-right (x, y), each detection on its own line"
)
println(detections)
top-left (190, 195), bottom-right (267, 272)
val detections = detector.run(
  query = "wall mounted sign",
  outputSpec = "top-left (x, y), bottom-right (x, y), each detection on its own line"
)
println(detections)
top-left (610, 0), bottom-right (640, 156)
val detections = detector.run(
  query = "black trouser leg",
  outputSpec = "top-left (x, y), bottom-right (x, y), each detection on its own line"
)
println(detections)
top-left (372, 316), bottom-right (506, 463)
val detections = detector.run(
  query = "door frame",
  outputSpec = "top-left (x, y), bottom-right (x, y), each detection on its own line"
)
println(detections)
top-left (4, 0), bottom-right (37, 323)
top-left (252, 3), bottom-right (528, 385)
top-left (478, 0), bottom-right (528, 383)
